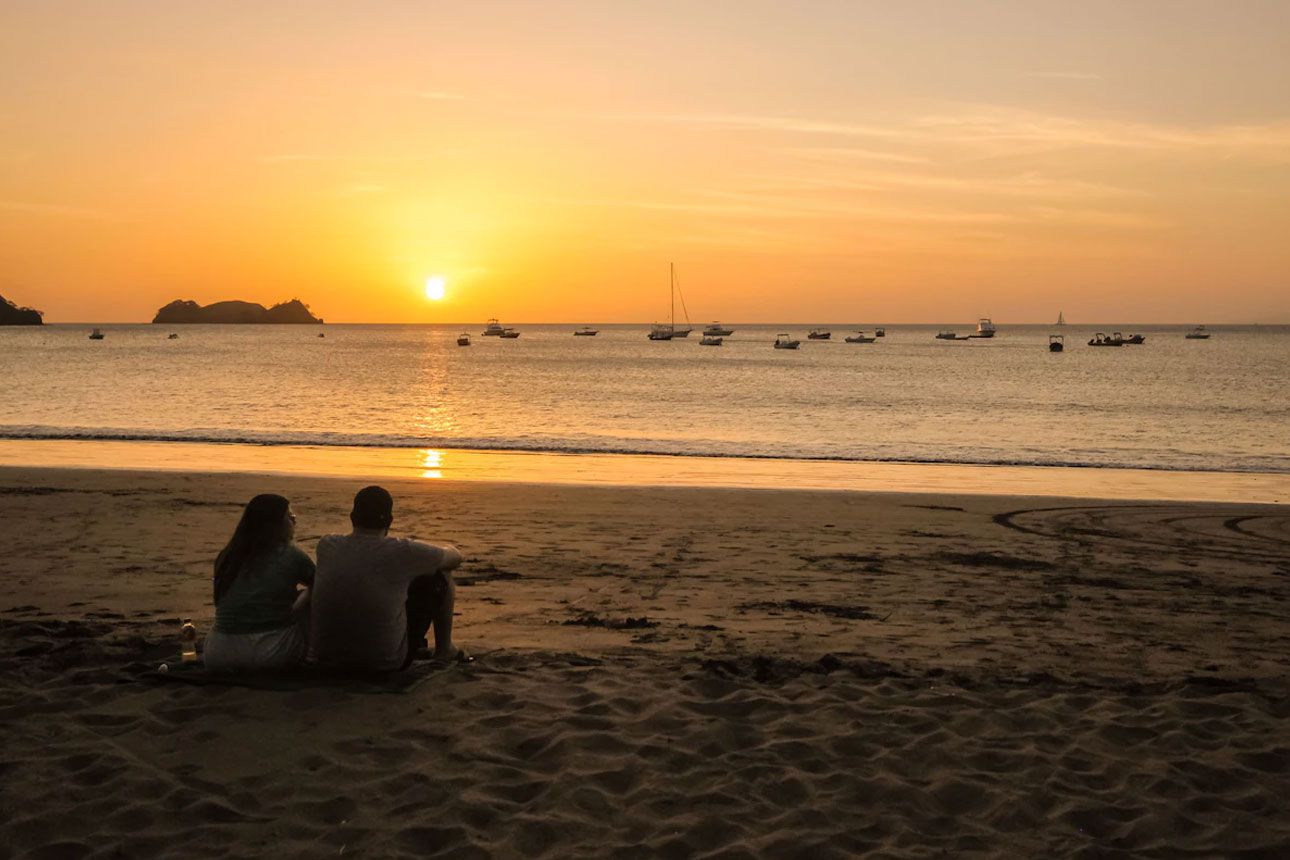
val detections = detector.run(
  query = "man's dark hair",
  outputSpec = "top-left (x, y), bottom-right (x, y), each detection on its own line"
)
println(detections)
top-left (351, 485), bottom-right (394, 530)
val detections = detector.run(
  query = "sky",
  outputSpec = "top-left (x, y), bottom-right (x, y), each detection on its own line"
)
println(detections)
top-left (2, 0), bottom-right (1289, 323)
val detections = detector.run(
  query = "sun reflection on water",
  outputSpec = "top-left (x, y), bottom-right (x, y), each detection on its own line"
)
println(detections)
top-left (420, 448), bottom-right (443, 479)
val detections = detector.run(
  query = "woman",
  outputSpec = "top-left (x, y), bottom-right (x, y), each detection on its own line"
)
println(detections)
top-left (204, 494), bottom-right (315, 672)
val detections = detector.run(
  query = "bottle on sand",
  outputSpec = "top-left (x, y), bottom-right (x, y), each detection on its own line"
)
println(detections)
top-left (180, 618), bottom-right (198, 663)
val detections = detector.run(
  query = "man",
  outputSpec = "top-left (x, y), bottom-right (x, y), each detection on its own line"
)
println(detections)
top-left (309, 485), bottom-right (463, 671)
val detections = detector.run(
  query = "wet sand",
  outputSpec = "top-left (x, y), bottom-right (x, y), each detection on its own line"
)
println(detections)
top-left (2, 467), bottom-right (1288, 857)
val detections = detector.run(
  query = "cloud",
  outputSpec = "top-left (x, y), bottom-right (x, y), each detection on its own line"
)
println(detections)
top-left (0, 200), bottom-right (117, 221)
top-left (1028, 71), bottom-right (1102, 81)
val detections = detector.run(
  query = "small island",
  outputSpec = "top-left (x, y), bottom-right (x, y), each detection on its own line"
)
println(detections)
top-left (0, 293), bottom-right (44, 325)
top-left (151, 298), bottom-right (323, 325)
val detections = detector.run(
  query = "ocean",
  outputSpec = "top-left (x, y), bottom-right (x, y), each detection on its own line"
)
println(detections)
top-left (1, 323), bottom-right (1287, 476)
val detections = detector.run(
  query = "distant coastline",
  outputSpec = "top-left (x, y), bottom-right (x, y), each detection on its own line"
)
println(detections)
top-left (0, 293), bottom-right (43, 326)
top-left (151, 298), bottom-right (323, 324)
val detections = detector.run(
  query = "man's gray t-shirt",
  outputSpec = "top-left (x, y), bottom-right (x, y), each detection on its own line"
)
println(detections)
top-left (309, 533), bottom-right (445, 671)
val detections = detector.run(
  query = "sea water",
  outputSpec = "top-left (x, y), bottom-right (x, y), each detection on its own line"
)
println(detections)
top-left (1, 323), bottom-right (1286, 475)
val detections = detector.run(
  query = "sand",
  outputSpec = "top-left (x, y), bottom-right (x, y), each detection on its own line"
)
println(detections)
top-left (1, 466), bottom-right (1288, 857)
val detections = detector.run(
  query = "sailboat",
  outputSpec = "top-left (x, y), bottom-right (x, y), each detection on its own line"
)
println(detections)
top-left (1056, 311), bottom-right (1066, 326)
top-left (648, 263), bottom-right (682, 341)
top-left (671, 267), bottom-right (693, 337)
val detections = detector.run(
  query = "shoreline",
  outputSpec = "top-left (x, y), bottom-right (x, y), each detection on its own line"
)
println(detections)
top-left (2, 438), bottom-right (1287, 503)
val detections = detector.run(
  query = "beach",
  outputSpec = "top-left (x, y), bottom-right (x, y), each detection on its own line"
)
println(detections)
top-left (2, 466), bottom-right (1288, 857)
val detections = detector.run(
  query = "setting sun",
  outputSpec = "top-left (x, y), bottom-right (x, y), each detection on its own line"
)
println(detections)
top-left (424, 276), bottom-right (446, 301)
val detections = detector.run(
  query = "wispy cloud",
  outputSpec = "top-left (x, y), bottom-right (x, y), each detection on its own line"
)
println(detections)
top-left (0, 200), bottom-right (117, 221)
top-left (1028, 71), bottom-right (1102, 81)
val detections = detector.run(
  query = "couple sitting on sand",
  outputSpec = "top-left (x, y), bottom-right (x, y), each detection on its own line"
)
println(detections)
top-left (204, 485), bottom-right (464, 673)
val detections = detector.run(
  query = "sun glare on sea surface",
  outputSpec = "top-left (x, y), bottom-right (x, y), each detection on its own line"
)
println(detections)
top-left (425, 276), bottom-right (446, 301)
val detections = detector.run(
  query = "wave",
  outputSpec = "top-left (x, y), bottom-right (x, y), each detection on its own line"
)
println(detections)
top-left (2, 424), bottom-right (1288, 475)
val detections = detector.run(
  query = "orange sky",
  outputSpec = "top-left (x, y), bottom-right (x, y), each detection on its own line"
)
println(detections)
top-left (2, 1), bottom-right (1288, 323)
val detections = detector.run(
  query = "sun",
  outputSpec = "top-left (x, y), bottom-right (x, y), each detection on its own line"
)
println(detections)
top-left (424, 275), bottom-right (446, 301)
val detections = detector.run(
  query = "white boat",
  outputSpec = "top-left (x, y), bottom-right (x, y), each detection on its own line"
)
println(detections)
top-left (573, 327), bottom-right (598, 336)
top-left (647, 324), bottom-right (675, 341)
top-left (88, 328), bottom-right (104, 340)
top-left (807, 329), bottom-right (831, 340)
top-left (971, 318), bottom-right (997, 338)
top-left (1048, 335), bottom-right (1064, 353)
top-left (844, 331), bottom-right (876, 343)
top-left (699, 336), bottom-right (723, 346)
top-left (1185, 325), bottom-right (1211, 340)
top-left (773, 333), bottom-right (801, 350)
top-left (482, 318), bottom-right (506, 336)
top-left (874, 328), bottom-right (886, 337)
top-left (703, 322), bottom-right (734, 337)
top-left (456, 333), bottom-right (471, 346)
top-left (499, 328), bottom-right (520, 339)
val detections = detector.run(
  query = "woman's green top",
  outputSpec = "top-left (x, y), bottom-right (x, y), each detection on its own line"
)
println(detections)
top-left (213, 544), bottom-right (315, 634)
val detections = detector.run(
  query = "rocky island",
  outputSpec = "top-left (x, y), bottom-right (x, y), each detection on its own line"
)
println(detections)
top-left (0, 293), bottom-right (44, 325)
top-left (151, 298), bottom-right (323, 324)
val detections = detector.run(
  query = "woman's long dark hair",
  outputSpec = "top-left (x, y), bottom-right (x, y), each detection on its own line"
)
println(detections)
top-left (214, 494), bottom-right (291, 602)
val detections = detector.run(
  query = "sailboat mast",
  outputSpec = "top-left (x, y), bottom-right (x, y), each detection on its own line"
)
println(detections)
top-left (670, 262), bottom-right (675, 328)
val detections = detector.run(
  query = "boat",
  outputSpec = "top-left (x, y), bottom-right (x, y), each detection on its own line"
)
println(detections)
top-left (874, 328), bottom-right (886, 337)
top-left (699, 336), bottom-right (723, 346)
top-left (1088, 332), bottom-right (1123, 347)
top-left (1048, 335), bottom-right (1064, 353)
top-left (649, 263), bottom-right (682, 341)
top-left (167, 333), bottom-right (179, 340)
top-left (499, 328), bottom-right (520, 339)
top-left (1056, 311), bottom-right (1066, 326)
top-left (457, 333), bottom-right (471, 346)
top-left (482, 318), bottom-right (506, 336)
top-left (317, 332), bottom-right (325, 338)
top-left (807, 329), bottom-right (831, 340)
top-left (1185, 326), bottom-right (1211, 340)
top-left (703, 322), bottom-right (734, 337)
top-left (970, 318), bottom-right (997, 338)
top-left (1122, 333), bottom-right (1146, 344)
top-left (935, 330), bottom-right (965, 340)
top-left (773, 333), bottom-right (801, 350)
top-left (573, 327), bottom-right (599, 336)
top-left (844, 331), bottom-right (876, 343)
top-left (88, 328), bottom-right (104, 340)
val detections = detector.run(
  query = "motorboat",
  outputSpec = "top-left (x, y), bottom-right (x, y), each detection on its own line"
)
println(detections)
top-left (844, 331), bottom-right (876, 343)
top-left (773, 333), bottom-right (801, 350)
top-left (1122, 333), bottom-right (1146, 344)
top-left (167, 333), bottom-right (179, 340)
top-left (482, 318), bottom-right (506, 336)
top-left (699, 336), bottom-right (723, 346)
top-left (573, 327), bottom-right (599, 336)
top-left (457, 333), bottom-right (471, 346)
top-left (88, 328), bottom-right (104, 340)
top-left (647, 323), bottom-right (675, 341)
top-left (499, 328), bottom-right (520, 339)
top-left (703, 322), bottom-right (734, 337)
top-left (971, 318), bottom-right (997, 338)
top-left (1088, 332), bottom-right (1123, 347)
top-left (1185, 326), bottom-right (1211, 340)
top-left (317, 332), bottom-right (325, 338)
top-left (1048, 335), bottom-right (1064, 353)
top-left (935, 330), bottom-right (965, 340)
top-left (874, 328), bottom-right (886, 337)
top-left (807, 329), bottom-right (831, 340)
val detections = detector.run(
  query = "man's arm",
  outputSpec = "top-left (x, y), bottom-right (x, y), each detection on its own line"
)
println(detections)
top-left (437, 544), bottom-right (463, 574)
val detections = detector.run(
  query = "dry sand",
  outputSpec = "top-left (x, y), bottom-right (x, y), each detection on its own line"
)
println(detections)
top-left (1, 466), bottom-right (1288, 857)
